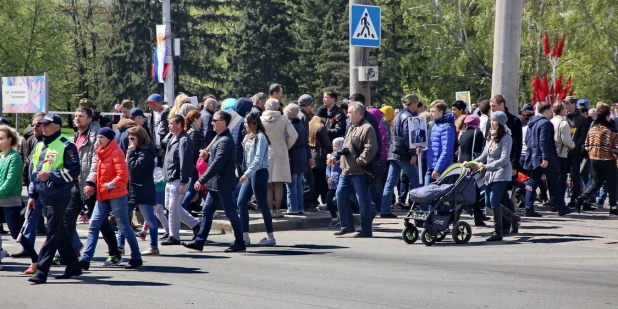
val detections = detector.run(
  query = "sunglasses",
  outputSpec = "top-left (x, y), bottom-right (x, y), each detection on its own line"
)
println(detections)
top-left (31, 123), bottom-right (42, 128)
top-left (212, 119), bottom-right (223, 123)
top-left (129, 137), bottom-right (136, 141)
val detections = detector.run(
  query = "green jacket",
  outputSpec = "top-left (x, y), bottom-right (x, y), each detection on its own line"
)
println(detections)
top-left (0, 149), bottom-right (24, 200)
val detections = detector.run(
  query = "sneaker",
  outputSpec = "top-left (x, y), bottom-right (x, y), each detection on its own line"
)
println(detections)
top-left (159, 232), bottom-right (170, 240)
top-left (327, 219), bottom-right (340, 229)
top-left (52, 255), bottom-right (64, 266)
top-left (192, 224), bottom-right (201, 240)
top-left (102, 255), bottom-right (123, 266)
top-left (136, 231), bottom-right (147, 241)
top-left (161, 236), bottom-right (181, 246)
top-left (142, 248), bottom-right (160, 256)
top-left (524, 211), bottom-right (543, 218)
top-left (255, 237), bottom-right (276, 247)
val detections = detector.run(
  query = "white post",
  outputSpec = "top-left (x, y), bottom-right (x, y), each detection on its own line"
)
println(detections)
top-left (491, 0), bottom-right (523, 113)
top-left (162, 0), bottom-right (174, 105)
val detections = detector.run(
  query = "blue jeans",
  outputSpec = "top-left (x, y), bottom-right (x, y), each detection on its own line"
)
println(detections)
top-left (82, 195), bottom-right (141, 261)
top-left (238, 169), bottom-right (273, 234)
top-left (181, 170), bottom-right (200, 210)
top-left (485, 181), bottom-right (509, 209)
top-left (286, 173), bottom-right (305, 213)
top-left (425, 169), bottom-right (435, 186)
top-left (381, 160), bottom-right (419, 214)
top-left (22, 198), bottom-right (43, 251)
top-left (336, 174), bottom-right (372, 234)
top-left (1, 205), bottom-right (22, 240)
top-left (118, 204), bottom-right (158, 249)
top-left (195, 190), bottom-right (244, 246)
top-left (525, 166), bottom-right (567, 213)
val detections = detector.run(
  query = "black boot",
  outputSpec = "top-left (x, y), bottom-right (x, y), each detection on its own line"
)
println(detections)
top-left (499, 205), bottom-right (521, 234)
top-left (487, 206), bottom-right (504, 242)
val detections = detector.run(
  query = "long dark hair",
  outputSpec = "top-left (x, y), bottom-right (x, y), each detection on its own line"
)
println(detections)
top-left (245, 112), bottom-right (271, 145)
top-left (486, 120), bottom-right (506, 143)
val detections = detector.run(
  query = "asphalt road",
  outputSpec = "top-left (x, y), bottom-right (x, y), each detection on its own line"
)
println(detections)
top-left (1, 209), bottom-right (618, 309)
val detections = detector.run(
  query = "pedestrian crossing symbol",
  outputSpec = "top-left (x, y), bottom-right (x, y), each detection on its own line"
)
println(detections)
top-left (350, 4), bottom-right (381, 48)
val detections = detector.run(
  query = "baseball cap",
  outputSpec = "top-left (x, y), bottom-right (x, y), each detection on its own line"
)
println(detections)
top-left (39, 113), bottom-right (62, 126)
top-left (564, 96), bottom-right (577, 102)
top-left (402, 94), bottom-right (419, 105)
top-left (0, 117), bottom-right (9, 126)
top-left (577, 99), bottom-right (590, 109)
top-left (146, 94), bottom-right (163, 103)
top-left (130, 107), bottom-right (146, 118)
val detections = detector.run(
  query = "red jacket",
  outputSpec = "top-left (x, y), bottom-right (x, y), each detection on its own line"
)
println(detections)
top-left (96, 139), bottom-right (129, 201)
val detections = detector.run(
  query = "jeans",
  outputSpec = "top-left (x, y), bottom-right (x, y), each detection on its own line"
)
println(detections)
top-left (425, 169), bottom-right (435, 186)
top-left (22, 198), bottom-right (43, 252)
top-left (118, 204), bottom-right (158, 249)
top-left (580, 160), bottom-right (617, 207)
top-left (0, 205), bottom-right (22, 253)
top-left (238, 169), bottom-right (273, 234)
top-left (82, 195), bottom-right (141, 261)
top-left (286, 173), bottom-right (304, 213)
top-left (525, 166), bottom-right (567, 213)
top-left (195, 190), bottom-right (244, 245)
top-left (336, 174), bottom-right (372, 234)
top-left (381, 160), bottom-right (419, 214)
top-left (568, 155), bottom-right (583, 200)
top-left (326, 189), bottom-right (337, 218)
top-left (180, 170), bottom-right (199, 210)
top-left (485, 181), bottom-right (509, 210)
top-left (165, 180), bottom-right (200, 240)
top-left (36, 196), bottom-right (79, 277)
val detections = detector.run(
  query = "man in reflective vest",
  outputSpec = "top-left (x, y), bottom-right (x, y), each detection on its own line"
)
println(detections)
top-left (27, 113), bottom-right (82, 284)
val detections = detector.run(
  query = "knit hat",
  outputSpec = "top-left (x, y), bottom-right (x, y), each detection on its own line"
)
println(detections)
top-left (179, 103), bottom-right (197, 117)
top-left (265, 99), bottom-right (280, 111)
top-left (222, 98), bottom-right (238, 111)
top-left (298, 94), bottom-right (314, 107)
top-left (491, 111), bottom-right (508, 127)
top-left (464, 114), bottom-right (480, 129)
top-left (332, 137), bottom-right (344, 150)
top-left (283, 103), bottom-right (300, 119)
top-left (97, 127), bottom-right (116, 141)
top-left (315, 106), bottom-right (328, 118)
top-left (521, 103), bottom-right (534, 114)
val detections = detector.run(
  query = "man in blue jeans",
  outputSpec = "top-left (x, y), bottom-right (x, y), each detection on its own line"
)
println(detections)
top-left (182, 111), bottom-right (246, 252)
top-left (417, 100), bottom-right (455, 186)
top-left (381, 94), bottom-right (421, 218)
top-left (334, 102), bottom-right (378, 238)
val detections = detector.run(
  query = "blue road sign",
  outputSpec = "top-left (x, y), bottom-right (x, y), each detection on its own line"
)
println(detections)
top-left (350, 4), bottom-right (381, 48)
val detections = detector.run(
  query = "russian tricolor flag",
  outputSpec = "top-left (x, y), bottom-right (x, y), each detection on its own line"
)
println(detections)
top-left (152, 47), bottom-right (170, 83)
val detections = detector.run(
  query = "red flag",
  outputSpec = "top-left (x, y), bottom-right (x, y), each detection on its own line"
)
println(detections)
top-left (569, 87), bottom-right (575, 96)
top-left (557, 33), bottom-right (567, 58)
top-left (541, 74), bottom-right (550, 100)
top-left (552, 33), bottom-right (559, 58)
top-left (563, 75), bottom-right (572, 98)
top-left (542, 32), bottom-right (551, 56)
top-left (555, 74), bottom-right (564, 99)
top-left (531, 76), bottom-right (540, 102)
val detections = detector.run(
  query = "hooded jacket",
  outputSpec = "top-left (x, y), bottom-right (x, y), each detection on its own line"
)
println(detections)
top-left (96, 139), bottom-right (129, 201)
top-left (261, 110), bottom-right (298, 183)
top-left (524, 115), bottom-right (558, 170)
top-left (550, 115), bottom-right (575, 158)
top-left (127, 143), bottom-right (156, 205)
top-left (424, 113), bottom-right (455, 174)
top-left (367, 108), bottom-right (387, 161)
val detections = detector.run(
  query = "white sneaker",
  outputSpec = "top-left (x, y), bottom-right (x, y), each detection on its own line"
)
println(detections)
top-left (230, 236), bottom-right (251, 246)
top-left (256, 237), bottom-right (276, 247)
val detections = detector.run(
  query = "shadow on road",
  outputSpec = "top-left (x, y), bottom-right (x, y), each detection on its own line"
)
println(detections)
top-left (41, 275), bottom-right (172, 286)
top-left (161, 253), bottom-right (231, 260)
top-left (245, 250), bottom-right (330, 256)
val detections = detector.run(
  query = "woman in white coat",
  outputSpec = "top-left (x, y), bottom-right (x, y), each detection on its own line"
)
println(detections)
top-left (260, 99), bottom-right (298, 218)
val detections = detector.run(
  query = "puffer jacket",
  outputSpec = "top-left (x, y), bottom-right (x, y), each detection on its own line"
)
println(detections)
top-left (74, 122), bottom-right (100, 199)
top-left (388, 108), bottom-right (416, 161)
top-left (310, 123), bottom-right (333, 169)
top-left (550, 115), bottom-right (575, 158)
top-left (340, 119), bottom-right (378, 176)
top-left (127, 143), bottom-right (156, 205)
top-left (96, 139), bottom-right (129, 201)
top-left (423, 113), bottom-right (455, 174)
top-left (367, 108), bottom-right (387, 161)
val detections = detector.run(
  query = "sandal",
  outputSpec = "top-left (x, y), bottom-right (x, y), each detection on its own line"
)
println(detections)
top-left (273, 210), bottom-right (285, 218)
top-left (24, 264), bottom-right (37, 275)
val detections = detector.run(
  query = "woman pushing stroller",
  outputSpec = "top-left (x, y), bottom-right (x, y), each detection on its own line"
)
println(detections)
top-left (464, 111), bottom-right (521, 242)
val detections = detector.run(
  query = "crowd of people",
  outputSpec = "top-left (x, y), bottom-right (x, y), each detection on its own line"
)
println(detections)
top-left (0, 84), bottom-right (616, 284)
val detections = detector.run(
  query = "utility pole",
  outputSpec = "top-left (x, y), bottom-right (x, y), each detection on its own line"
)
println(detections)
top-left (491, 0), bottom-right (523, 113)
top-left (162, 0), bottom-right (174, 105)
top-left (350, 0), bottom-right (371, 106)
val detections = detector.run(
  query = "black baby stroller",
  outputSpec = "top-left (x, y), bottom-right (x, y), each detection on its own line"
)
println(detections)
top-left (401, 163), bottom-right (481, 246)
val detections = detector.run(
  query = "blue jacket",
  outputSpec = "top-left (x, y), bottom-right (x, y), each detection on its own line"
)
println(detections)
top-left (199, 129), bottom-right (237, 191)
top-left (29, 131), bottom-right (81, 200)
top-left (243, 132), bottom-right (269, 178)
top-left (236, 98), bottom-right (253, 164)
top-left (127, 143), bottom-right (156, 205)
top-left (388, 108), bottom-right (417, 161)
top-left (424, 113), bottom-right (455, 173)
top-left (289, 118), bottom-right (310, 175)
top-left (524, 115), bottom-right (558, 170)
top-left (325, 159), bottom-right (342, 190)
top-left (200, 109), bottom-right (216, 146)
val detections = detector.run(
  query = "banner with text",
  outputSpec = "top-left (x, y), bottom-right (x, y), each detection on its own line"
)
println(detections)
top-left (2, 75), bottom-right (47, 113)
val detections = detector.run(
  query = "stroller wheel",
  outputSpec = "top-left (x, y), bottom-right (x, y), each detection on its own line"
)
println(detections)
top-left (421, 230), bottom-right (436, 246)
top-left (401, 226), bottom-right (419, 244)
top-left (436, 231), bottom-right (447, 242)
top-left (452, 221), bottom-right (472, 244)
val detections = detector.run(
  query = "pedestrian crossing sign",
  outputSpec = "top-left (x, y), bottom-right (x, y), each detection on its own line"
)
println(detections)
top-left (350, 4), bottom-right (381, 48)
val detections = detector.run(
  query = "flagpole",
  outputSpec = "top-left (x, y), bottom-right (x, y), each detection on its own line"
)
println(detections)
top-left (162, 0), bottom-right (174, 105)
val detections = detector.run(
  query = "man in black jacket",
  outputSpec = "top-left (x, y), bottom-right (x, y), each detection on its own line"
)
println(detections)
top-left (182, 111), bottom-right (245, 253)
top-left (323, 89), bottom-right (346, 141)
top-left (564, 96), bottom-right (590, 209)
top-left (251, 92), bottom-right (267, 116)
top-left (201, 97), bottom-right (217, 146)
top-left (146, 93), bottom-right (170, 167)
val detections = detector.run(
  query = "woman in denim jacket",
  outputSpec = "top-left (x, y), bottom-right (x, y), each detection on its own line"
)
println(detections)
top-left (237, 113), bottom-right (276, 246)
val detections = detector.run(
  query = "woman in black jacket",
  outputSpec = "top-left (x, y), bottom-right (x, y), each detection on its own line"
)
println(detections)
top-left (181, 110), bottom-right (205, 211)
top-left (458, 115), bottom-right (487, 226)
top-left (308, 108), bottom-right (333, 208)
top-left (125, 126), bottom-right (159, 255)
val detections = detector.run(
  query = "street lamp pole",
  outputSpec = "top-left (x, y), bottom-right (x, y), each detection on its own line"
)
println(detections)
top-left (162, 0), bottom-right (174, 104)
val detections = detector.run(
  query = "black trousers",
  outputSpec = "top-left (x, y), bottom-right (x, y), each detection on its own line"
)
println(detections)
top-left (304, 169), bottom-right (315, 206)
top-left (326, 189), bottom-right (337, 219)
top-left (312, 168), bottom-right (327, 205)
top-left (580, 160), bottom-right (617, 206)
top-left (37, 196), bottom-right (79, 277)
top-left (66, 184), bottom-right (119, 256)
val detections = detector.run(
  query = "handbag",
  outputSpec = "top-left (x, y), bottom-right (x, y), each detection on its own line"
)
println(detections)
top-left (471, 129), bottom-right (482, 160)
